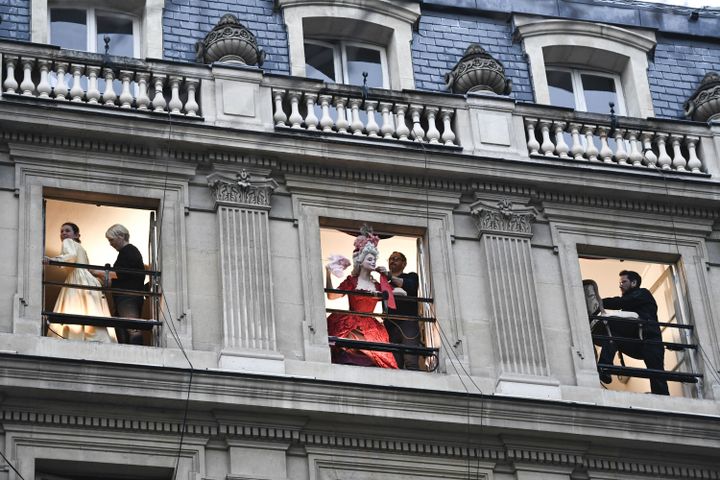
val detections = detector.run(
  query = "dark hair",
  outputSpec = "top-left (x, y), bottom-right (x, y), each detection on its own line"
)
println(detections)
top-left (619, 270), bottom-right (641, 287)
top-left (62, 222), bottom-right (81, 243)
top-left (390, 251), bottom-right (407, 263)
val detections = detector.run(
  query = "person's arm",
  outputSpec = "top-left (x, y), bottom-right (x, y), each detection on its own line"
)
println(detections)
top-left (46, 238), bottom-right (79, 264)
top-left (398, 272), bottom-right (419, 296)
top-left (605, 289), bottom-right (653, 311)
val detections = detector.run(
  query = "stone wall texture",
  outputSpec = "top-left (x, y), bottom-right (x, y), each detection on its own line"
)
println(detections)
top-left (0, 0), bottom-right (30, 41)
top-left (163, 0), bottom-right (289, 74)
top-left (649, 35), bottom-right (720, 119)
top-left (412, 11), bottom-right (534, 102)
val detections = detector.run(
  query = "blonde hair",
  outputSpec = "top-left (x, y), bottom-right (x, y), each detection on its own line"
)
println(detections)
top-left (106, 224), bottom-right (130, 241)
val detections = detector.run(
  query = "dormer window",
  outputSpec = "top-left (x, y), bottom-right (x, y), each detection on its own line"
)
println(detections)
top-left (50, 8), bottom-right (139, 57)
top-left (546, 68), bottom-right (626, 115)
top-left (304, 39), bottom-right (388, 88)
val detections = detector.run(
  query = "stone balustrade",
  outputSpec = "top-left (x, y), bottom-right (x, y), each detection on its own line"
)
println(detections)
top-left (270, 86), bottom-right (459, 147)
top-left (1, 51), bottom-right (201, 116)
top-left (523, 116), bottom-right (705, 174)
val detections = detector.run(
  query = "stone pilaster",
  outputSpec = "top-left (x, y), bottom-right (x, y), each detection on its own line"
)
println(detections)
top-left (208, 171), bottom-right (280, 368)
top-left (471, 199), bottom-right (552, 390)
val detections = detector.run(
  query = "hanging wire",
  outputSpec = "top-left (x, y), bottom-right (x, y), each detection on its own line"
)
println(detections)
top-left (0, 448), bottom-right (26, 480)
top-left (415, 131), bottom-right (485, 479)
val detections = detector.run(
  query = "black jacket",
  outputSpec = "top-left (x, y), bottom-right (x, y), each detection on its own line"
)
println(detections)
top-left (603, 287), bottom-right (661, 337)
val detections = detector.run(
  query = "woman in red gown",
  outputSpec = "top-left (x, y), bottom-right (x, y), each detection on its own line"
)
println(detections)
top-left (325, 228), bottom-right (398, 369)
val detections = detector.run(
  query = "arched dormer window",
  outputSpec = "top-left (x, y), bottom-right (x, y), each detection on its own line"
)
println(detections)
top-left (514, 16), bottom-right (657, 118)
top-left (277, 0), bottom-right (420, 91)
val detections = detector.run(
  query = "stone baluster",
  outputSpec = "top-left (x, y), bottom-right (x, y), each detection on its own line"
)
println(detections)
top-left (69, 64), bottom-right (85, 102)
top-left (394, 104), bottom-right (410, 141)
top-left (640, 131), bottom-right (657, 168)
top-left (135, 72), bottom-right (151, 110)
top-left (685, 136), bottom-right (702, 173)
top-left (365, 101), bottom-right (379, 137)
top-left (272, 89), bottom-right (287, 127)
top-left (597, 126), bottom-right (613, 163)
top-left (151, 74), bottom-right (167, 112)
top-left (168, 76), bottom-right (183, 114)
top-left (287, 91), bottom-right (303, 128)
top-left (440, 108), bottom-right (456, 146)
top-left (184, 79), bottom-right (200, 116)
top-left (318, 95), bottom-right (333, 132)
top-left (334, 97), bottom-right (349, 134)
top-left (102, 68), bottom-right (117, 106)
top-left (655, 133), bottom-right (672, 170)
top-left (627, 130), bottom-right (643, 167)
top-left (670, 134), bottom-right (687, 171)
top-left (613, 129), bottom-right (628, 165)
top-left (379, 102), bottom-right (394, 139)
top-left (303, 93), bottom-right (318, 130)
top-left (118, 70), bottom-right (134, 108)
top-left (85, 66), bottom-right (101, 104)
top-left (425, 107), bottom-right (440, 144)
top-left (20, 58), bottom-right (35, 96)
top-left (583, 125), bottom-right (599, 161)
top-left (36, 59), bottom-right (52, 98)
top-left (524, 118), bottom-right (540, 155)
top-left (471, 199), bottom-right (549, 379)
top-left (409, 104), bottom-right (425, 142)
top-left (3, 56), bottom-right (18, 93)
top-left (54, 62), bottom-right (69, 100)
top-left (553, 121), bottom-right (569, 158)
top-left (208, 171), bottom-right (279, 358)
top-left (568, 123), bottom-right (584, 160)
top-left (348, 98), bottom-right (364, 136)
top-left (538, 121), bottom-right (555, 156)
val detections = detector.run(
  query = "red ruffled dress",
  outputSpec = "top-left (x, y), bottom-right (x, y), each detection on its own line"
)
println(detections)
top-left (327, 275), bottom-right (398, 369)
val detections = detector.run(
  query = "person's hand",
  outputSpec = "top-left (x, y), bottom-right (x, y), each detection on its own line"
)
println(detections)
top-left (375, 266), bottom-right (392, 280)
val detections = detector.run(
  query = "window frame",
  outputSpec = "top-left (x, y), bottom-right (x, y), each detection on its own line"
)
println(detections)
top-left (305, 38), bottom-right (390, 88)
top-left (546, 66), bottom-right (627, 116)
top-left (49, 7), bottom-right (141, 57)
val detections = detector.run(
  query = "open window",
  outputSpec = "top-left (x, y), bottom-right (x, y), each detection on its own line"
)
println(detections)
top-left (320, 222), bottom-right (439, 371)
top-left (36, 459), bottom-right (173, 480)
top-left (42, 190), bottom-right (161, 346)
top-left (579, 256), bottom-right (701, 397)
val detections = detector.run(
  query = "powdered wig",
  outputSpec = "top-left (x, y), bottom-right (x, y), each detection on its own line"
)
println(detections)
top-left (351, 225), bottom-right (380, 276)
top-left (106, 224), bottom-right (130, 241)
top-left (352, 242), bottom-right (379, 276)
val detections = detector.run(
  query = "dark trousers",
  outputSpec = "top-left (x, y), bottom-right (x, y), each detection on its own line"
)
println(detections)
top-left (598, 328), bottom-right (669, 395)
top-left (386, 319), bottom-right (421, 370)
top-left (114, 295), bottom-right (144, 345)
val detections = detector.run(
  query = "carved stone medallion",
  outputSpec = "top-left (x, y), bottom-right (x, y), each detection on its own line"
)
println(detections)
top-left (471, 199), bottom-right (536, 237)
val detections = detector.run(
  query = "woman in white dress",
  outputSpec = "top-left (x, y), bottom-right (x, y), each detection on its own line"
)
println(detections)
top-left (43, 222), bottom-right (117, 342)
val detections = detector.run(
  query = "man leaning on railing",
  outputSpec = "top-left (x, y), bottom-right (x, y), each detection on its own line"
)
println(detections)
top-left (598, 270), bottom-right (669, 395)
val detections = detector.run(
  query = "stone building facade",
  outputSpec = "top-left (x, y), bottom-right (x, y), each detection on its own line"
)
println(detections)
top-left (1, 0), bottom-right (720, 479)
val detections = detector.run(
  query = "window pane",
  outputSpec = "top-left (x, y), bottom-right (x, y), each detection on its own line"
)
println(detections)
top-left (546, 70), bottom-right (575, 109)
top-left (97, 15), bottom-right (134, 57)
top-left (345, 46), bottom-right (383, 88)
top-left (581, 74), bottom-right (618, 114)
top-left (50, 9), bottom-right (87, 51)
top-left (305, 43), bottom-right (336, 83)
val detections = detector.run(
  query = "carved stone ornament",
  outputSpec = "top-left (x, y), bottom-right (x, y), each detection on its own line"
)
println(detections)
top-left (196, 14), bottom-right (266, 66)
top-left (208, 170), bottom-right (278, 209)
top-left (445, 44), bottom-right (512, 95)
top-left (471, 199), bottom-right (536, 237)
top-left (684, 71), bottom-right (720, 122)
